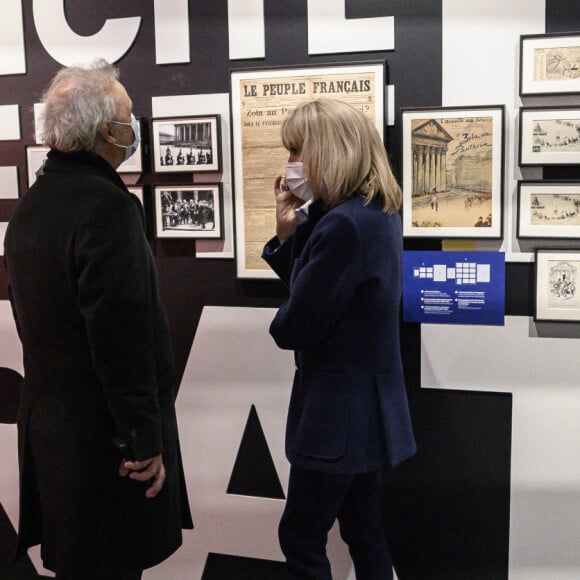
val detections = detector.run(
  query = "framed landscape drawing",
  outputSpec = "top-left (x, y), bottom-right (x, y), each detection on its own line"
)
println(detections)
top-left (153, 184), bottom-right (222, 239)
top-left (520, 32), bottom-right (580, 96)
top-left (401, 105), bottom-right (505, 239)
top-left (535, 249), bottom-right (580, 322)
top-left (517, 181), bottom-right (580, 239)
top-left (231, 61), bottom-right (386, 278)
top-left (151, 115), bottom-right (221, 173)
top-left (519, 107), bottom-right (580, 166)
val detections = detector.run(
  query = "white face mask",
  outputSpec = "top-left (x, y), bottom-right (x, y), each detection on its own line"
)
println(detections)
top-left (285, 161), bottom-right (314, 202)
top-left (111, 113), bottom-right (140, 161)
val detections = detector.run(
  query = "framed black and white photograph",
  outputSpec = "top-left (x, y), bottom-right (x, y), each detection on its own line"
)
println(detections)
top-left (535, 249), bottom-right (580, 322)
top-left (401, 105), bottom-right (505, 239)
top-left (151, 115), bottom-right (221, 173)
top-left (518, 181), bottom-right (580, 239)
top-left (520, 32), bottom-right (580, 96)
top-left (154, 184), bottom-right (222, 239)
top-left (26, 145), bottom-right (50, 187)
top-left (519, 107), bottom-right (580, 166)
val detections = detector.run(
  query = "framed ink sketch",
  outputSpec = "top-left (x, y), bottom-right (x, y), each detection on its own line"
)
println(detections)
top-left (401, 105), bottom-right (505, 239)
top-left (535, 249), bottom-right (580, 322)
top-left (519, 107), bottom-right (580, 166)
top-left (517, 181), bottom-right (580, 239)
top-left (520, 32), bottom-right (580, 96)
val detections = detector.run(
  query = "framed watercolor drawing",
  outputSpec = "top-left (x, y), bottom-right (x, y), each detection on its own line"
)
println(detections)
top-left (520, 32), bottom-right (580, 96)
top-left (26, 145), bottom-right (50, 187)
top-left (535, 248), bottom-right (580, 322)
top-left (401, 105), bottom-right (505, 239)
top-left (231, 61), bottom-right (387, 278)
top-left (151, 115), bottom-right (221, 173)
top-left (153, 184), bottom-right (222, 239)
top-left (519, 107), bottom-right (580, 166)
top-left (517, 181), bottom-right (580, 239)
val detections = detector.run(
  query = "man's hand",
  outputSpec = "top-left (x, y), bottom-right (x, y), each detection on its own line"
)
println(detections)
top-left (119, 454), bottom-right (166, 499)
top-left (274, 174), bottom-right (302, 244)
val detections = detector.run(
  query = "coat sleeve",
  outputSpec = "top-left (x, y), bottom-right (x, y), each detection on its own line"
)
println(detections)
top-left (75, 193), bottom-right (163, 461)
top-left (269, 212), bottom-right (362, 351)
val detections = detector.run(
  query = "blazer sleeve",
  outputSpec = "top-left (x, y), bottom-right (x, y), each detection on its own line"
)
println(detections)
top-left (269, 212), bottom-right (362, 351)
top-left (75, 193), bottom-right (163, 461)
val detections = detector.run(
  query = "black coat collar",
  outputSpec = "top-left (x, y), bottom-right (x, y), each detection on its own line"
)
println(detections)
top-left (44, 149), bottom-right (129, 193)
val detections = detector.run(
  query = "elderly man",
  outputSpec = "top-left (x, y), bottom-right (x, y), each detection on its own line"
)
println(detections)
top-left (4, 60), bottom-right (192, 579)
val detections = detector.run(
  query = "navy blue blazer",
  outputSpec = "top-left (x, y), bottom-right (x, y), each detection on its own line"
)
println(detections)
top-left (263, 194), bottom-right (416, 473)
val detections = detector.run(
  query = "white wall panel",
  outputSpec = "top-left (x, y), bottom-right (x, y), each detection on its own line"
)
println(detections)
top-left (151, 94), bottom-right (234, 259)
top-left (228, 0), bottom-right (265, 60)
top-left (422, 316), bottom-right (580, 579)
top-left (32, 0), bottom-right (141, 66)
top-left (0, 0), bottom-right (25, 75)
top-left (0, 167), bottom-right (19, 199)
top-left (154, 0), bottom-right (190, 64)
top-left (146, 306), bottom-right (354, 579)
top-left (0, 105), bottom-right (20, 140)
top-left (307, 0), bottom-right (394, 55)
top-left (442, 0), bottom-right (545, 261)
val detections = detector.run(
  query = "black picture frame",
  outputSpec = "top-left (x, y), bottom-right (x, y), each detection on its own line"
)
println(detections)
top-left (150, 115), bottom-right (222, 173)
top-left (401, 105), bottom-right (505, 239)
top-left (153, 184), bottom-right (223, 239)
top-left (520, 32), bottom-right (580, 97)
top-left (519, 106), bottom-right (580, 166)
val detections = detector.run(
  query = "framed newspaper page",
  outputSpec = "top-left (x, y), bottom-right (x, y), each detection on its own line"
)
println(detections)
top-left (401, 105), bottom-right (505, 239)
top-left (231, 61), bottom-right (386, 279)
top-left (519, 107), bottom-right (580, 166)
top-left (520, 32), bottom-right (580, 96)
top-left (535, 248), bottom-right (580, 322)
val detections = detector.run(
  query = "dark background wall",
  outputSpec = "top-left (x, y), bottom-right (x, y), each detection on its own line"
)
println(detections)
top-left (0, 1), bottom-right (579, 578)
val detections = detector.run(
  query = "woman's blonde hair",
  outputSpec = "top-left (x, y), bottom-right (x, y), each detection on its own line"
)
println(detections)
top-left (281, 99), bottom-right (401, 213)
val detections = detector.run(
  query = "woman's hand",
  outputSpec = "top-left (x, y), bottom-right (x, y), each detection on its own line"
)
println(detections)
top-left (274, 175), bottom-right (302, 244)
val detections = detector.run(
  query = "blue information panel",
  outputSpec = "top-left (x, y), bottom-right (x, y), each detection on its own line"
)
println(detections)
top-left (403, 251), bottom-right (505, 325)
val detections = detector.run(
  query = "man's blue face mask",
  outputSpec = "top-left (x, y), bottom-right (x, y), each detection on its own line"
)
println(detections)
top-left (111, 113), bottom-right (140, 161)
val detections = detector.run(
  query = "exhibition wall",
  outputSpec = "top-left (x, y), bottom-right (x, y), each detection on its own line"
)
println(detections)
top-left (0, 1), bottom-right (579, 578)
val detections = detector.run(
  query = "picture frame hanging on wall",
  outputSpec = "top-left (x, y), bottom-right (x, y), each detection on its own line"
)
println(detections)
top-left (25, 145), bottom-right (50, 188)
top-left (150, 115), bottom-right (221, 173)
top-left (401, 105), bottom-right (505, 239)
top-left (520, 32), bottom-right (580, 96)
top-left (153, 184), bottom-right (222, 239)
top-left (517, 181), bottom-right (580, 239)
top-left (519, 107), bottom-right (580, 166)
top-left (230, 60), bottom-right (387, 278)
top-left (535, 248), bottom-right (580, 322)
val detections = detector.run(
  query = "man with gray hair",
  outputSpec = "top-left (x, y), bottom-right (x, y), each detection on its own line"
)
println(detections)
top-left (4, 59), bottom-right (193, 579)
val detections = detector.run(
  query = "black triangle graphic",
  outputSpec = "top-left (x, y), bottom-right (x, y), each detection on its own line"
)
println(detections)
top-left (226, 404), bottom-right (285, 499)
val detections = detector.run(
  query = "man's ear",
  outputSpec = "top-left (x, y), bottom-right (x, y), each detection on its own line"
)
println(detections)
top-left (100, 122), bottom-right (116, 144)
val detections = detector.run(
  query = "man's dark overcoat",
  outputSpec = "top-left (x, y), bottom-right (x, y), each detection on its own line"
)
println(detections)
top-left (4, 150), bottom-right (193, 577)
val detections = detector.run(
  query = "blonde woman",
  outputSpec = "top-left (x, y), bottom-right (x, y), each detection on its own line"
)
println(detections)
top-left (262, 99), bottom-right (416, 579)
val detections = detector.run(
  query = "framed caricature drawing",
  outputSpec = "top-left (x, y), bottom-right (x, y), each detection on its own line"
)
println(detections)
top-left (535, 249), bottom-right (580, 322)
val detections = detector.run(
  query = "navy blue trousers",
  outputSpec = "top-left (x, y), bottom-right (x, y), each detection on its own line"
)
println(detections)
top-left (279, 467), bottom-right (393, 579)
